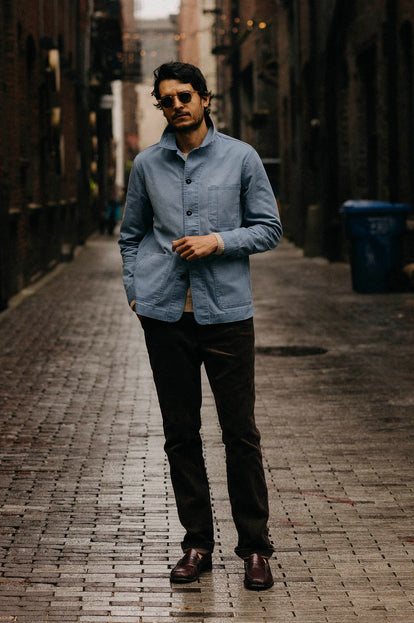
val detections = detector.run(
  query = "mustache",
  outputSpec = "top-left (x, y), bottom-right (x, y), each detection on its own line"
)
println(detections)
top-left (173, 112), bottom-right (191, 119)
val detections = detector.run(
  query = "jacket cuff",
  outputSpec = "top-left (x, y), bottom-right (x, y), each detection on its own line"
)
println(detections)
top-left (217, 230), bottom-right (240, 255)
top-left (213, 232), bottom-right (225, 255)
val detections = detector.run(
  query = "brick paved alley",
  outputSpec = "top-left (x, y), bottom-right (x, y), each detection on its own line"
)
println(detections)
top-left (0, 233), bottom-right (413, 623)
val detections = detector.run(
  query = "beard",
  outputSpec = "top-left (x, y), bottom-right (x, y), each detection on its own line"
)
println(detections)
top-left (169, 112), bottom-right (205, 134)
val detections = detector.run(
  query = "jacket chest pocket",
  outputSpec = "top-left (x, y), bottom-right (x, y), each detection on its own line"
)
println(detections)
top-left (208, 185), bottom-right (241, 229)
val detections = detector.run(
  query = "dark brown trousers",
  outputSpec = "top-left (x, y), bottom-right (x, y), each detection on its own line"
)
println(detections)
top-left (141, 313), bottom-right (273, 559)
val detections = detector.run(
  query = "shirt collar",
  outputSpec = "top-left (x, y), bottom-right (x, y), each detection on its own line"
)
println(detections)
top-left (159, 115), bottom-right (216, 152)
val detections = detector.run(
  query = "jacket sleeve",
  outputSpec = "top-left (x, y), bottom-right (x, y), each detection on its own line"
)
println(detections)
top-left (118, 159), bottom-right (153, 304)
top-left (218, 149), bottom-right (282, 256)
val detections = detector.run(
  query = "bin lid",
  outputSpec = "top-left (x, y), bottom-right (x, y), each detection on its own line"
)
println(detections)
top-left (340, 200), bottom-right (413, 214)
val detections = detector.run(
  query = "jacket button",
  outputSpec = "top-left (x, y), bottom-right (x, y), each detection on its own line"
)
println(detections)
top-left (186, 178), bottom-right (192, 184)
top-left (179, 274), bottom-right (186, 280)
top-left (186, 210), bottom-right (192, 216)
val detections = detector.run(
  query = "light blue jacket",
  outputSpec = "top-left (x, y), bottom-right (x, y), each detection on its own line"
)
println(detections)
top-left (119, 120), bottom-right (282, 324)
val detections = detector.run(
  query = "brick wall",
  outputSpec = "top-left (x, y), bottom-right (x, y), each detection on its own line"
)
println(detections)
top-left (0, 0), bottom-right (98, 308)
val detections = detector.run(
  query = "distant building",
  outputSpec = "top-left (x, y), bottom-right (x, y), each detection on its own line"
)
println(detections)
top-left (177, 0), bottom-right (218, 124)
top-left (135, 17), bottom-right (178, 151)
top-left (118, 0), bottom-right (142, 196)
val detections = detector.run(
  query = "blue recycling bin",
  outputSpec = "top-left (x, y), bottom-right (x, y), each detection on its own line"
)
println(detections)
top-left (340, 200), bottom-right (412, 293)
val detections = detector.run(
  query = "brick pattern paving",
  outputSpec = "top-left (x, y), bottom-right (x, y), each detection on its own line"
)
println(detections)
top-left (0, 234), bottom-right (413, 622)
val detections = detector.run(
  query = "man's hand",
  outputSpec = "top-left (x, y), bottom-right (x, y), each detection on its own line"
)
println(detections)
top-left (172, 234), bottom-right (218, 260)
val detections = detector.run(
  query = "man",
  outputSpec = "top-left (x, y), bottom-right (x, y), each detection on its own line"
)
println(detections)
top-left (119, 62), bottom-right (282, 590)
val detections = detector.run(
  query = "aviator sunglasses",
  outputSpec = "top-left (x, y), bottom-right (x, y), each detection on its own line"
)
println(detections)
top-left (159, 90), bottom-right (198, 109)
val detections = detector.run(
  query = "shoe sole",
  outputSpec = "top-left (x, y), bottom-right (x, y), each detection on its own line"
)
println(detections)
top-left (170, 575), bottom-right (199, 584)
top-left (244, 579), bottom-right (274, 591)
top-left (170, 562), bottom-right (213, 584)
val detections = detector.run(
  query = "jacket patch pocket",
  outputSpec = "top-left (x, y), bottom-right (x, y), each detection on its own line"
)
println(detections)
top-left (212, 256), bottom-right (252, 309)
top-left (208, 185), bottom-right (241, 229)
top-left (135, 253), bottom-right (174, 304)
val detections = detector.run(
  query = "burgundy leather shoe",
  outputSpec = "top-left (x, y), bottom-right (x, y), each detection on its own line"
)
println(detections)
top-left (244, 553), bottom-right (274, 590)
top-left (170, 548), bottom-right (212, 583)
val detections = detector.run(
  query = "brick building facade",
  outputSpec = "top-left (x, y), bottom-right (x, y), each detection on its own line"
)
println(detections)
top-left (0, 0), bottom-right (123, 310)
top-left (213, 0), bottom-right (414, 262)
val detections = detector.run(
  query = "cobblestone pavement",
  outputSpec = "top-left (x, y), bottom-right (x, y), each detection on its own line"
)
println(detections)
top-left (0, 233), bottom-right (413, 623)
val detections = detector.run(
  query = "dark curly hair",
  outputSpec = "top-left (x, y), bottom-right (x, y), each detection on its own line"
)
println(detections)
top-left (152, 62), bottom-right (212, 114)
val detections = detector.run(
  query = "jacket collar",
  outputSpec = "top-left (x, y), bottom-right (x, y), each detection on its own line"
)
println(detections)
top-left (159, 115), bottom-right (216, 152)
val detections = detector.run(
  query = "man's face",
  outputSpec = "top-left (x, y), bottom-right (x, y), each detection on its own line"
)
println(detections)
top-left (158, 79), bottom-right (209, 133)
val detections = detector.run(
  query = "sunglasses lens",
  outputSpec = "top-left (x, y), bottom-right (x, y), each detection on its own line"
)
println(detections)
top-left (178, 92), bottom-right (192, 104)
top-left (160, 96), bottom-right (174, 108)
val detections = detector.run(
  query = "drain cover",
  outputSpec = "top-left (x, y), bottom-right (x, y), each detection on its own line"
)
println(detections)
top-left (255, 346), bottom-right (328, 357)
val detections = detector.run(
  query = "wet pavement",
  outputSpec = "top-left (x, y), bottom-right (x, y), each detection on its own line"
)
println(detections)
top-left (0, 232), bottom-right (413, 622)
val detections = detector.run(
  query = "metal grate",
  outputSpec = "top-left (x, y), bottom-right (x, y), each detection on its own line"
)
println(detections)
top-left (255, 346), bottom-right (328, 357)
